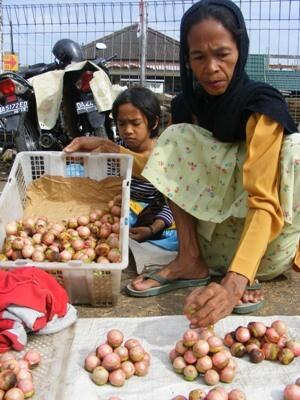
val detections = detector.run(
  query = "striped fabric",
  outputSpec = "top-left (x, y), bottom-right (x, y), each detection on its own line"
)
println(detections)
top-left (118, 140), bottom-right (174, 227)
top-left (130, 177), bottom-right (173, 227)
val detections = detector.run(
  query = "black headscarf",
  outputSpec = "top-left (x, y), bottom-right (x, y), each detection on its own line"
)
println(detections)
top-left (172, 0), bottom-right (298, 142)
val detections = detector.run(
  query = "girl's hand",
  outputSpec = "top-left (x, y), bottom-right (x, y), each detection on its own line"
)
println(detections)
top-left (183, 272), bottom-right (248, 327)
top-left (129, 226), bottom-right (153, 242)
top-left (64, 137), bottom-right (119, 153)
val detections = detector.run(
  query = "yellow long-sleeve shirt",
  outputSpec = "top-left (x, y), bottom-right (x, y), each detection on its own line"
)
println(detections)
top-left (229, 113), bottom-right (285, 283)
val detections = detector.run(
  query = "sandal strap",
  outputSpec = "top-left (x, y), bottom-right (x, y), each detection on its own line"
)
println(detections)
top-left (246, 282), bottom-right (261, 291)
top-left (142, 272), bottom-right (172, 285)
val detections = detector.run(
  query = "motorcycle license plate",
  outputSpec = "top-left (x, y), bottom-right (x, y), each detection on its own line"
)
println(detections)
top-left (0, 101), bottom-right (28, 117)
top-left (76, 100), bottom-right (97, 115)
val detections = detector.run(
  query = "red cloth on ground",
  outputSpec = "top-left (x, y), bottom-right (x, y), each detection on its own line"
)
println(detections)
top-left (0, 267), bottom-right (68, 346)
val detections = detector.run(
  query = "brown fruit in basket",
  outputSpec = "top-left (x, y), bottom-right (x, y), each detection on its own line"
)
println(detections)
top-left (11, 250), bottom-right (23, 261)
top-left (111, 206), bottom-right (121, 217)
top-left (67, 217), bottom-right (78, 229)
top-left (96, 256), bottom-right (110, 263)
top-left (101, 214), bottom-right (114, 225)
top-left (44, 248), bottom-right (60, 262)
top-left (113, 194), bottom-right (122, 206)
top-left (111, 222), bottom-right (120, 234)
top-left (107, 248), bottom-right (121, 263)
top-left (11, 238), bottom-right (24, 251)
top-left (99, 224), bottom-right (112, 239)
top-left (41, 232), bottom-right (55, 246)
top-left (95, 243), bottom-right (110, 257)
top-left (5, 222), bottom-right (18, 236)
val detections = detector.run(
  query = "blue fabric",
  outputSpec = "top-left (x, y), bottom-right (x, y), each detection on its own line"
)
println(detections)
top-left (66, 163), bottom-right (84, 177)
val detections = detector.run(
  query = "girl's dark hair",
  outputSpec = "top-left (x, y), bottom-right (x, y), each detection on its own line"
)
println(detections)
top-left (112, 86), bottom-right (161, 138)
top-left (182, 4), bottom-right (242, 53)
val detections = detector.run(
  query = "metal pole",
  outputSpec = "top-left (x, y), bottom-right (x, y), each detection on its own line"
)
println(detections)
top-left (140, 0), bottom-right (147, 86)
top-left (10, 20), bottom-right (14, 54)
top-left (0, 0), bottom-right (2, 73)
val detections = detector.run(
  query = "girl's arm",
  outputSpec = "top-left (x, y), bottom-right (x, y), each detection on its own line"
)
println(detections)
top-left (129, 219), bottom-right (166, 242)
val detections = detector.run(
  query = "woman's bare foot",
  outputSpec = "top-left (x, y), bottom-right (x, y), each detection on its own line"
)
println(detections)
top-left (131, 256), bottom-right (209, 292)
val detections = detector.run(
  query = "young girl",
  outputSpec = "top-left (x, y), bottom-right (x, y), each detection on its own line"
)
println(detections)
top-left (129, 0), bottom-right (299, 323)
top-left (64, 87), bottom-right (178, 251)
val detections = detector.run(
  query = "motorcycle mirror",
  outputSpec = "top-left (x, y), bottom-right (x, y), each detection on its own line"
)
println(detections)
top-left (96, 43), bottom-right (107, 50)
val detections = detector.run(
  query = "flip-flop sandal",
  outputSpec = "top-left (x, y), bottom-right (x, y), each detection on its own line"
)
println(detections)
top-left (126, 272), bottom-right (211, 297)
top-left (233, 281), bottom-right (263, 314)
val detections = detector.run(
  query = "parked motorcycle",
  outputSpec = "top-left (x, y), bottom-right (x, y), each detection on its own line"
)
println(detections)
top-left (34, 39), bottom-right (117, 149)
top-left (0, 39), bottom-right (116, 153)
top-left (0, 70), bottom-right (41, 152)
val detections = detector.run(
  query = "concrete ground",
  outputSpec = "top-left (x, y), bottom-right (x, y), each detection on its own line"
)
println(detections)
top-left (76, 257), bottom-right (300, 319)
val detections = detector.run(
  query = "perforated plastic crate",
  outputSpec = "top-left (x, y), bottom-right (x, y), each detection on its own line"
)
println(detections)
top-left (0, 151), bottom-right (133, 306)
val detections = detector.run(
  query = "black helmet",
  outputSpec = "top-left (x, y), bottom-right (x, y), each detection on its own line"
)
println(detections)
top-left (52, 39), bottom-right (84, 66)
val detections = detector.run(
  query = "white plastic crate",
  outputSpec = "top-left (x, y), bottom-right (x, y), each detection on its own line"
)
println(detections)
top-left (0, 151), bottom-right (133, 306)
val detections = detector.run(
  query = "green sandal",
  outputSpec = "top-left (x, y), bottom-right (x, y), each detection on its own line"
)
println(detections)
top-left (126, 272), bottom-right (211, 297)
top-left (233, 281), bottom-right (264, 314)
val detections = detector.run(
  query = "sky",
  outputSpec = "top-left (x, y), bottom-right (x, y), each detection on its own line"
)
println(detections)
top-left (3, 0), bottom-right (133, 3)
top-left (2, 1), bottom-right (300, 66)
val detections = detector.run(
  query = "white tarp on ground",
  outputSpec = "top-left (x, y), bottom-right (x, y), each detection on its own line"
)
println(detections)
top-left (129, 238), bottom-right (177, 274)
top-left (57, 315), bottom-right (300, 400)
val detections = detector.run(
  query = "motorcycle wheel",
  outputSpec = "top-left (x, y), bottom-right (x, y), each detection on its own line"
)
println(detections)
top-left (14, 115), bottom-right (40, 152)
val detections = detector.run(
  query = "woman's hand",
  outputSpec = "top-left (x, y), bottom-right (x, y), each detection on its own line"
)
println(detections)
top-left (184, 272), bottom-right (248, 327)
top-left (64, 136), bottom-right (119, 153)
top-left (129, 226), bottom-right (153, 242)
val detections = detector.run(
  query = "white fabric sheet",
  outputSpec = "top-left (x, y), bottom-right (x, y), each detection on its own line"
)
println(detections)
top-left (60, 315), bottom-right (300, 400)
top-left (29, 61), bottom-right (125, 130)
top-left (129, 238), bottom-right (177, 274)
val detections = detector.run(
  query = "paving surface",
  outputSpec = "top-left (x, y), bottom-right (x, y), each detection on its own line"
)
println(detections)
top-left (76, 261), bottom-right (300, 319)
top-left (1, 158), bottom-right (299, 320)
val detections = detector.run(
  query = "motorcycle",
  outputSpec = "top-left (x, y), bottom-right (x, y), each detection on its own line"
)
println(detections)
top-left (52, 54), bottom-right (117, 148)
top-left (0, 70), bottom-right (43, 152)
top-left (0, 39), bottom-right (117, 153)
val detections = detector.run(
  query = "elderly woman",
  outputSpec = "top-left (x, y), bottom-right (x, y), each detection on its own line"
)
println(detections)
top-left (128, 0), bottom-right (299, 326)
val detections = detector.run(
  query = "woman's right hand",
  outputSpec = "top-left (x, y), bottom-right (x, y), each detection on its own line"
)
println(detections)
top-left (184, 272), bottom-right (248, 327)
top-left (64, 137), bottom-right (119, 153)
